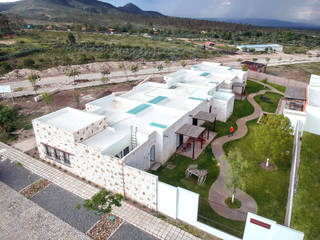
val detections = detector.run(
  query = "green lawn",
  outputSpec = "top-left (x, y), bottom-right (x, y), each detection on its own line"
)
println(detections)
top-left (266, 82), bottom-right (286, 93)
top-left (246, 79), bottom-right (268, 94)
top-left (254, 92), bottom-right (283, 113)
top-left (224, 119), bottom-right (292, 224)
top-left (212, 80), bottom-right (265, 138)
top-left (151, 145), bottom-right (245, 237)
top-left (291, 132), bottom-right (320, 240)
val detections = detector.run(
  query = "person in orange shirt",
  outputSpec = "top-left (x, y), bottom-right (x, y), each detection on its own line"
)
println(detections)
top-left (229, 126), bottom-right (234, 137)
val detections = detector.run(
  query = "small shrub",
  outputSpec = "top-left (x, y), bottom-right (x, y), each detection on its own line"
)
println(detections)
top-left (14, 161), bottom-right (23, 168)
top-left (23, 58), bottom-right (35, 68)
top-left (76, 204), bottom-right (81, 210)
top-left (83, 190), bottom-right (123, 215)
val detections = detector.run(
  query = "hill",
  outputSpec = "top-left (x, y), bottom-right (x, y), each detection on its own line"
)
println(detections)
top-left (118, 3), bottom-right (162, 16)
top-left (0, 0), bottom-right (253, 31)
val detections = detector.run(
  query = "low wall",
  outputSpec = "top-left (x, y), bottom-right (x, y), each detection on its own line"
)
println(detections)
top-left (157, 181), bottom-right (241, 240)
top-left (123, 165), bottom-right (158, 210)
top-left (248, 71), bottom-right (307, 88)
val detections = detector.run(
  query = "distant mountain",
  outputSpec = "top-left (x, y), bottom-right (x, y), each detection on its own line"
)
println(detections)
top-left (0, 0), bottom-right (164, 25)
top-left (201, 18), bottom-right (320, 30)
top-left (0, 0), bottom-right (260, 32)
top-left (118, 3), bottom-right (162, 16)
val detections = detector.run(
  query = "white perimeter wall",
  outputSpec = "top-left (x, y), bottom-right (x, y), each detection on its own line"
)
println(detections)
top-left (157, 181), bottom-right (241, 240)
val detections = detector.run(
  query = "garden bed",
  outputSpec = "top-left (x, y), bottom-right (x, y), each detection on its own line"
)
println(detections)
top-left (21, 178), bottom-right (51, 198)
top-left (87, 214), bottom-right (123, 240)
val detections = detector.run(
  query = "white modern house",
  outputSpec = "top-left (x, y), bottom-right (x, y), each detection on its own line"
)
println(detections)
top-left (237, 44), bottom-right (283, 52)
top-left (284, 74), bottom-right (320, 135)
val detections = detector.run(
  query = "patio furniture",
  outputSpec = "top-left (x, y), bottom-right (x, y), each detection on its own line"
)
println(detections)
top-left (185, 164), bottom-right (208, 185)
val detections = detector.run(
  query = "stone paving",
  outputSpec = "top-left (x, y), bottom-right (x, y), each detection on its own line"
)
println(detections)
top-left (110, 222), bottom-right (157, 240)
top-left (209, 90), bottom-right (267, 221)
top-left (12, 136), bottom-right (37, 153)
top-left (0, 142), bottom-right (200, 240)
top-left (0, 181), bottom-right (91, 240)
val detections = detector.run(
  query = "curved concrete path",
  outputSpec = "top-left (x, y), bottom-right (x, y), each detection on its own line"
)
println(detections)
top-left (209, 90), bottom-right (267, 221)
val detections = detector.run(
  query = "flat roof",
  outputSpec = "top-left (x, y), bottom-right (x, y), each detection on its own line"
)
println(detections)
top-left (175, 124), bottom-right (205, 138)
top-left (310, 74), bottom-right (320, 87)
top-left (285, 86), bottom-right (306, 100)
top-left (36, 107), bottom-right (105, 133)
top-left (237, 44), bottom-right (282, 48)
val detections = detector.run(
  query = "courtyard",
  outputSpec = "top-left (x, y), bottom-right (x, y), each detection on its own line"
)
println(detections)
top-left (152, 79), bottom-right (289, 237)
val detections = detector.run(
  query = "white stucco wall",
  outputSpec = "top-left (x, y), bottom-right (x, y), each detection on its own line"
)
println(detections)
top-left (124, 131), bottom-right (157, 170)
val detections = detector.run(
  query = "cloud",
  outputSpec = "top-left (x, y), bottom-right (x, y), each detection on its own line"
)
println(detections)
top-left (95, 0), bottom-right (320, 24)
top-left (221, 0), bottom-right (232, 6)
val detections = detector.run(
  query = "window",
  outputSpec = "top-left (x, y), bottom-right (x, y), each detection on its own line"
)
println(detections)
top-left (123, 146), bottom-right (130, 156)
top-left (43, 144), bottom-right (71, 166)
top-left (63, 152), bottom-right (70, 164)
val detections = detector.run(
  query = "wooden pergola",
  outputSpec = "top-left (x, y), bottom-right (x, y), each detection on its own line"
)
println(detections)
top-left (192, 111), bottom-right (217, 140)
top-left (175, 124), bottom-right (206, 159)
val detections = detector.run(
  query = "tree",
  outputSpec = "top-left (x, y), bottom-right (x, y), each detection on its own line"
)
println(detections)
top-left (222, 148), bottom-right (248, 204)
top-left (101, 68), bottom-right (111, 84)
top-left (180, 60), bottom-right (187, 68)
top-left (241, 64), bottom-right (248, 71)
top-left (0, 104), bottom-right (19, 133)
top-left (119, 63), bottom-right (128, 81)
top-left (28, 73), bottom-right (40, 93)
top-left (66, 32), bottom-right (76, 44)
top-left (73, 90), bottom-right (81, 109)
top-left (41, 92), bottom-right (54, 112)
top-left (83, 190), bottom-right (123, 215)
top-left (254, 114), bottom-right (293, 167)
top-left (157, 64), bottom-right (164, 75)
top-left (66, 69), bottom-right (80, 84)
top-left (130, 64), bottom-right (139, 79)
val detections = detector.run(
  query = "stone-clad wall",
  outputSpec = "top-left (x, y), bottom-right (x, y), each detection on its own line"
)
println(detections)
top-left (73, 117), bottom-right (108, 143)
top-left (33, 118), bottom-right (160, 209)
top-left (124, 165), bottom-right (158, 210)
top-left (33, 119), bottom-right (125, 195)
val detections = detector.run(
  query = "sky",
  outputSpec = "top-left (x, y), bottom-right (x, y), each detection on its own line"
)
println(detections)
top-left (1, 0), bottom-right (320, 24)
top-left (104, 0), bottom-right (320, 24)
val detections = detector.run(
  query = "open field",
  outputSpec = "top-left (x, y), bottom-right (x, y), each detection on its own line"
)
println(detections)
top-left (291, 132), bottom-right (320, 240)
top-left (0, 30), bottom-right (220, 75)
top-left (267, 62), bottom-right (320, 82)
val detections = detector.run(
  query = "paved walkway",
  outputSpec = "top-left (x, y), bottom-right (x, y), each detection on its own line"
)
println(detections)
top-left (209, 90), bottom-right (267, 221)
top-left (12, 136), bottom-right (37, 152)
top-left (0, 142), bottom-right (200, 240)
